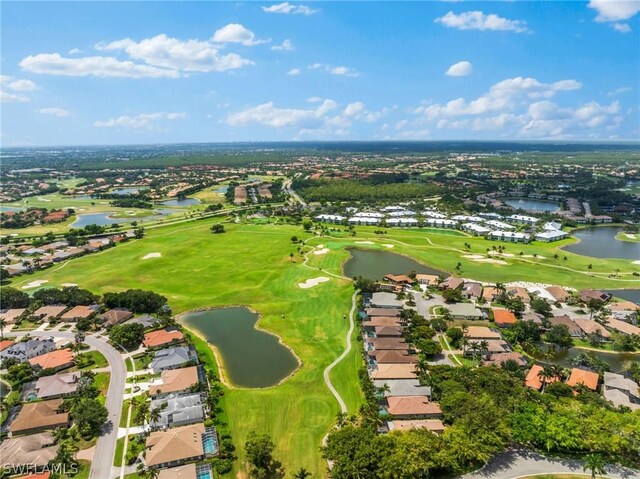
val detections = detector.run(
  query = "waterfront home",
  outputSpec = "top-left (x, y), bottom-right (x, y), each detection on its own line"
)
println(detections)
top-left (370, 292), bottom-right (404, 309)
top-left (566, 368), bottom-right (599, 391)
top-left (149, 366), bottom-right (201, 397)
top-left (603, 372), bottom-right (639, 410)
top-left (579, 290), bottom-right (612, 303)
top-left (507, 214), bottom-right (539, 225)
top-left (604, 318), bottom-right (640, 336)
top-left (493, 309), bottom-right (517, 327)
top-left (415, 274), bottom-right (439, 286)
top-left (126, 314), bottom-right (160, 329)
top-left (99, 309), bottom-right (134, 328)
top-left (28, 348), bottom-right (74, 371)
top-left (385, 396), bottom-right (442, 419)
top-left (465, 339), bottom-right (510, 356)
top-left (373, 379), bottom-right (431, 399)
top-left (463, 326), bottom-right (502, 340)
top-left (609, 301), bottom-right (639, 323)
top-left (60, 305), bottom-right (98, 322)
top-left (573, 318), bottom-right (611, 339)
top-left (150, 393), bottom-right (205, 428)
top-left (488, 231), bottom-right (530, 243)
top-left (149, 346), bottom-right (198, 374)
top-left (144, 327), bottom-right (186, 349)
top-left (145, 423), bottom-right (206, 468)
top-left (447, 303), bottom-right (484, 320)
top-left (483, 352), bottom-right (527, 367)
top-left (0, 433), bottom-right (58, 467)
top-left (0, 308), bottom-right (26, 324)
top-left (387, 419), bottom-right (445, 434)
top-left (535, 230), bottom-right (569, 242)
top-left (439, 277), bottom-right (463, 291)
top-left (384, 274), bottom-right (414, 286)
top-left (0, 337), bottom-right (56, 362)
top-left (32, 305), bottom-right (67, 321)
top-left (23, 371), bottom-right (81, 400)
top-left (549, 316), bottom-right (582, 337)
top-left (525, 364), bottom-right (560, 390)
top-left (370, 363), bottom-right (417, 380)
top-left (9, 399), bottom-right (69, 435)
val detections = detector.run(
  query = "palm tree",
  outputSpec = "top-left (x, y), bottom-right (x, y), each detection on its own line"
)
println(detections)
top-left (461, 337), bottom-right (469, 354)
top-left (479, 340), bottom-right (489, 360)
top-left (55, 441), bottom-right (79, 474)
top-left (74, 331), bottom-right (86, 345)
top-left (0, 318), bottom-right (6, 340)
top-left (335, 411), bottom-right (348, 428)
top-left (537, 365), bottom-right (556, 393)
top-left (148, 406), bottom-right (162, 429)
top-left (294, 468), bottom-right (311, 479)
top-left (583, 453), bottom-right (606, 479)
top-left (469, 343), bottom-right (481, 362)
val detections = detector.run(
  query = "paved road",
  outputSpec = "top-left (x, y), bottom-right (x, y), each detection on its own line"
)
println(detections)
top-left (323, 290), bottom-right (358, 413)
top-left (283, 178), bottom-right (307, 208)
top-left (20, 330), bottom-right (126, 479)
top-left (461, 449), bottom-right (640, 479)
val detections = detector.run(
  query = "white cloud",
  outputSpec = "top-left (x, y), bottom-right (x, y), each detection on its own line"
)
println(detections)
top-left (20, 53), bottom-right (181, 78)
top-left (445, 60), bottom-right (473, 76)
top-left (38, 107), bottom-right (70, 117)
top-left (7, 79), bottom-right (37, 91)
top-left (94, 112), bottom-right (187, 129)
top-left (0, 75), bottom-right (36, 102)
top-left (435, 11), bottom-right (530, 33)
top-left (613, 22), bottom-right (632, 32)
top-left (68, 48), bottom-right (83, 55)
top-left (212, 24), bottom-right (269, 46)
top-left (1, 91), bottom-right (30, 103)
top-left (588, 0), bottom-right (640, 22)
top-left (608, 86), bottom-right (633, 96)
top-left (262, 2), bottom-right (319, 15)
top-left (287, 68), bottom-right (301, 76)
top-left (309, 63), bottom-right (359, 77)
top-left (343, 102), bottom-right (365, 117)
top-left (271, 39), bottom-right (294, 51)
top-left (97, 34), bottom-right (253, 72)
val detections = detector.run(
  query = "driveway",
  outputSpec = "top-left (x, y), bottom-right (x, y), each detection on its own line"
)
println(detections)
top-left (460, 449), bottom-right (639, 479)
top-left (15, 330), bottom-right (126, 479)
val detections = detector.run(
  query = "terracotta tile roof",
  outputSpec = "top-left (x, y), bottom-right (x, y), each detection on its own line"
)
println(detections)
top-left (0, 339), bottom-right (15, 351)
top-left (0, 433), bottom-right (58, 467)
top-left (371, 363), bottom-right (417, 380)
top-left (364, 317), bottom-right (402, 327)
top-left (99, 309), bottom-right (133, 327)
top-left (33, 305), bottom-right (67, 320)
top-left (0, 308), bottom-right (26, 323)
top-left (493, 308), bottom-right (517, 325)
top-left (384, 274), bottom-right (414, 284)
top-left (464, 326), bottom-right (501, 340)
top-left (573, 319), bottom-right (611, 338)
top-left (605, 318), bottom-right (640, 335)
top-left (366, 308), bottom-right (401, 317)
top-left (143, 328), bottom-right (185, 348)
top-left (145, 423), bottom-right (204, 467)
top-left (157, 464), bottom-right (197, 479)
top-left (546, 286), bottom-right (569, 302)
top-left (566, 368), bottom-right (599, 391)
top-left (28, 348), bottom-right (74, 370)
top-left (525, 364), bottom-right (560, 390)
top-left (388, 419), bottom-right (445, 433)
top-left (9, 399), bottom-right (69, 433)
top-left (367, 338), bottom-right (408, 350)
top-left (60, 305), bottom-right (96, 321)
top-left (149, 366), bottom-right (199, 396)
top-left (386, 396), bottom-right (442, 416)
top-left (371, 350), bottom-right (417, 364)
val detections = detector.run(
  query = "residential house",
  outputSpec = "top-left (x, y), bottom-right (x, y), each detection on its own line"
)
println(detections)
top-left (366, 308), bottom-right (401, 318)
top-left (9, 399), bottom-right (69, 434)
top-left (385, 396), bottom-right (442, 419)
top-left (483, 352), bottom-right (527, 367)
top-left (0, 339), bottom-right (14, 352)
top-left (521, 312), bottom-right (544, 324)
top-left (32, 306), bottom-right (67, 321)
top-left (366, 338), bottom-right (409, 351)
top-left (0, 308), bottom-right (26, 324)
top-left (493, 308), bottom-right (517, 327)
top-left (579, 290), bottom-right (612, 304)
top-left (384, 274), bottom-right (414, 286)
top-left (482, 287), bottom-right (501, 302)
top-left (126, 314), bottom-right (160, 329)
top-left (463, 326), bottom-right (501, 340)
top-left (546, 286), bottom-right (570, 303)
top-left (149, 366), bottom-right (201, 397)
top-left (447, 303), bottom-right (483, 320)
top-left (24, 371), bottom-right (81, 400)
top-left (149, 346), bottom-right (198, 374)
top-left (28, 348), bottom-right (74, 371)
top-left (535, 230), bottom-right (569, 242)
top-left (144, 328), bottom-right (186, 349)
top-left (507, 214), bottom-right (539, 225)
top-left (488, 231), bottom-right (530, 243)
top-left (373, 326), bottom-right (403, 337)
top-left (415, 274), bottom-right (439, 286)
top-left (603, 372), bottom-right (639, 410)
top-left (370, 292), bottom-right (404, 309)
top-left (157, 464), bottom-right (214, 479)
top-left (525, 364), bottom-right (560, 390)
top-left (609, 301), bottom-right (639, 324)
top-left (549, 316), bottom-right (582, 337)
top-left (60, 305), bottom-right (97, 322)
top-left (573, 319), bottom-right (611, 339)
top-left (150, 393), bottom-right (205, 428)
top-left (508, 287), bottom-right (531, 303)
top-left (0, 433), bottom-right (59, 467)
top-left (465, 339), bottom-right (511, 356)
top-left (370, 363), bottom-right (417, 380)
top-left (604, 318), bottom-right (640, 336)
top-left (566, 368), bottom-right (599, 391)
top-left (373, 379), bottom-right (431, 399)
top-left (145, 423), bottom-right (206, 469)
top-left (368, 350), bottom-right (417, 365)
top-left (387, 419), bottom-right (445, 434)
top-left (362, 317), bottom-right (402, 329)
top-left (461, 282), bottom-right (483, 300)
top-left (0, 338), bottom-right (56, 362)
top-left (100, 309), bottom-right (134, 328)
top-left (439, 277), bottom-right (463, 291)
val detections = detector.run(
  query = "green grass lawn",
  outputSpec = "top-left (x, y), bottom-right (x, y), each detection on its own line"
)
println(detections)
top-left (8, 219), bottom-right (638, 477)
top-left (94, 372), bottom-right (110, 396)
top-left (77, 350), bottom-right (109, 370)
top-left (71, 459), bottom-right (91, 479)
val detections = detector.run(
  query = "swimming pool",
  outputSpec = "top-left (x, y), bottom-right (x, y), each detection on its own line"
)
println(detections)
top-left (196, 463), bottom-right (213, 479)
top-left (202, 427), bottom-right (219, 455)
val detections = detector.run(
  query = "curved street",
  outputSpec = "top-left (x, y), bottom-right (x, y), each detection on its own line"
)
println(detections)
top-left (17, 330), bottom-right (126, 479)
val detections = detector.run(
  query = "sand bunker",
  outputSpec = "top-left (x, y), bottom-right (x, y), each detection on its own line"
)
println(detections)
top-left (142, 252), bottom-right (162, 260)
top-left (355, 241), bottom-right (374, 245)
top-left (61, 283), bottom-right (78, 287)
top-left (383, 244), bottom-right (394, 248)
top-left (22, 280), bottom-right (49, 289)
top-left (473, 258), bottom-right (508, 265)
top-left (463, 254), bottom-right (485, 259)
top-left (633, 260), bottom-right (640, 265)
top-left (314, 248), bottom-right (330, 255)
top-left (522, 254), bottom-right (546, 259)
top-left (298, 277), bottom-right (330, 289)
top-left (37, 198), bottom-right (51, 202)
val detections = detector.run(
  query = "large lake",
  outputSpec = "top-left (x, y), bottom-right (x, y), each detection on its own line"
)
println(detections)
top-left (343, 248), bottom-right (445, 281)
top-left (71, 212), bottom-right (131, 228)
top-left (501, 197), bottom-right (561, 213)
top-left (182, 307), bottom-right (298, 388)
top-left (563, 226), bottom-right (640, 260)
top-left (161, 198), bottom-right (201, 207)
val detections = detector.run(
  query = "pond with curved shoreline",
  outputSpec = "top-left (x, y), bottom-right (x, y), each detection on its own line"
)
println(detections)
top-left (562, 226), bottom-right (640, 260)
top-left (343, 248), bottom-right (446, 281)
top-left (501, 197), bottom-right (561, 213)
top-left (181, 307), bottom-right (299, 388)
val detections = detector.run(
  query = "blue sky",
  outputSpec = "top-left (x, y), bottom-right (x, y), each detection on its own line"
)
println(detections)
top-left (2, 1), bottom-right (639, 146)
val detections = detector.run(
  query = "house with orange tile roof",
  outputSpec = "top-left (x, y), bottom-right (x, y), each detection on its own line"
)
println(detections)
top-left (0, 339), bottom-right (15, 351)
top-left (149, 366), bottom-right (200, 397)
top-left (546, 286), bottom-right (570, 303)
top-left (525, 364), bottom-right (560, 391)
top-left (28, 348), bottom-right (74, 371)
top-left (387, 419), bottom-right (446, 434)
top-left (482, 286), bottom-right (501, 302)
top-left (60, 305), bottom-right (97, 322)
top-left (493, 308), bottom-right (517, 327)
top-left (605, 318), bottom-right (640, 335)
top-left (370, 363), bottom-right (417, 380)
top-left (384, 274), bottom-right (415, 285)
top-left (143, 327), bottom-right (186, 349)
top-left (464, 326), bottom-right (502, 340)
top-left (415, 274), bottom-right (439, 286)
top-left (385, 396), bottom-right (442, 418)
top-left (566, 368), bottom-right (599, 391)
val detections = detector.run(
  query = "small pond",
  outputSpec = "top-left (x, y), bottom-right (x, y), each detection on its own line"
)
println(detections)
top-left (161, 198), bottom-right (201, 207)
top-left (343, 248), bottom-right (445, 281)
top-left (111, 187), bottom-right (144, 195)
top-left (71, 212), bottom-right (131, 228)
top-left (181, 307), bottom-right (298, 388)
top-left (563, 226), bottom-right (640, 260)
top-left (501, 197), bottom-right (561, 213)
top-left (0, 205), bottom-right (26, 212)
top-left (536, 345), bottom-right (639, 374)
